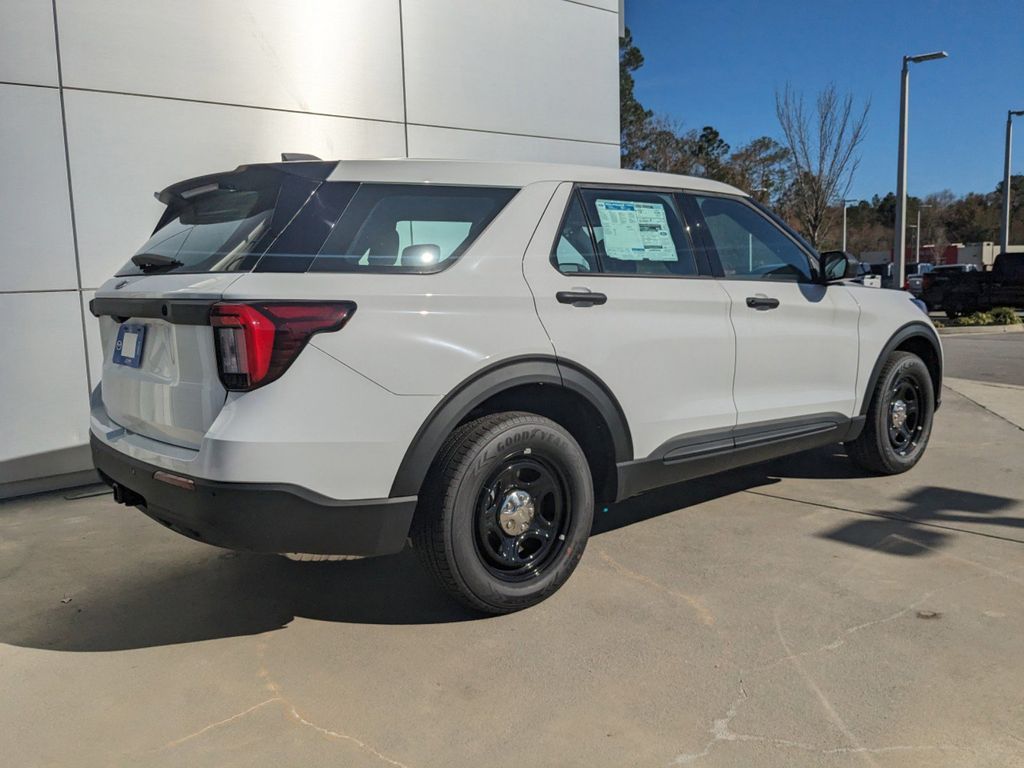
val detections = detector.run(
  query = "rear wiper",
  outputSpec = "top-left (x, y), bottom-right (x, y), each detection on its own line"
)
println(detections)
top-left (131, 252), bottom-right (184, 272)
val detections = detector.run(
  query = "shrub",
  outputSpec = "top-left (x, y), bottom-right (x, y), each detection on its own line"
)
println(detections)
top-left (937, 308), bottom-right (1021, 327)
top-left (940, 312), bottom-right (994, 327)
top-left (989, 306), bottom-right (1022, 325)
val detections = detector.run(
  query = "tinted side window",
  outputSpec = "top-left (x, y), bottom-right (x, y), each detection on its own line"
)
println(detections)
top-left (580, 189), bottom-right (698, 276)
top-left (552, 194), bottom-right (599, 274)
top-left (254, 182), bottom-right (358, 273)
top-left (311, 184), bottom-right (517, 273)
top-left (693, 196), bottom-right (813, 282)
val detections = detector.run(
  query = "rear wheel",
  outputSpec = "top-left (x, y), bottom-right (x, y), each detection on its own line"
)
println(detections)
top-left (845, 351), bottom-right (934, 474)
top-left (412, 412), bottom-right (594, 614)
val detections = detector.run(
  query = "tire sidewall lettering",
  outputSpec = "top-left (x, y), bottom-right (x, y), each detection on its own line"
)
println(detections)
top-left (472, 428), bottom-right (568, 474)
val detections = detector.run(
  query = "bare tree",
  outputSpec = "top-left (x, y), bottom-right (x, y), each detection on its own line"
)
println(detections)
top-left (775, 84), bottom-right (869, 248)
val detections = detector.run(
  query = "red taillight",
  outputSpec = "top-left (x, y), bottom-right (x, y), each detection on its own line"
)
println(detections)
top-left (210, 302), bottom-right (355, 391)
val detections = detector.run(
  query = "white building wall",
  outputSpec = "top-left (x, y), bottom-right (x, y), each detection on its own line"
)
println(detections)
top-left (0, 0), bottom-right (621, 497)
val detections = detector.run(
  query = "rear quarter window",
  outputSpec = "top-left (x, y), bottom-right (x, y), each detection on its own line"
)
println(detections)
top-left (306, 184), bottom-right (518, 273)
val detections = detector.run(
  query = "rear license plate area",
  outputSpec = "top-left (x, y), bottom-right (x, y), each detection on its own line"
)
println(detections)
top-left (113, 323), bottom-right (147, 368)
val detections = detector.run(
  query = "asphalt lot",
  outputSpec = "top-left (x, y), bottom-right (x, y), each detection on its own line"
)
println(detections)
top-left (2, 336), bottom-right (1023, 767)
top-left (942, 330), bottom-right (1024, 386)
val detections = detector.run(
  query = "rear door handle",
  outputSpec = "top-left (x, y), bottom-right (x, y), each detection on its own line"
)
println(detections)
top-left (745, 296), bottom-right (780, 310)
top-left (556, 290), bottom-right (607, 307)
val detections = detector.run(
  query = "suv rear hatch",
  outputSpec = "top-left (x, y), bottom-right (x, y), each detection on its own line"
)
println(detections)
top-left (92, 161), bottom-right (336, 449)
top-left (93, 275), bottom-right (240, 448)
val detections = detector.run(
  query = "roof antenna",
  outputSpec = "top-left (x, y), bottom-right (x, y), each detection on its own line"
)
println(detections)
top-left (281, 153), bottom-right (322, 162)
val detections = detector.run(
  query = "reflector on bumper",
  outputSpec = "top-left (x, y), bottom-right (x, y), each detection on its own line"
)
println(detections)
top-left (153, 471), bottom-right (195, 491)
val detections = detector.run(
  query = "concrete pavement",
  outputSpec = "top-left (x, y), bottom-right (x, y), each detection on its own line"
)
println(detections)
top-left (2, 337), bottom-right (1023, 767)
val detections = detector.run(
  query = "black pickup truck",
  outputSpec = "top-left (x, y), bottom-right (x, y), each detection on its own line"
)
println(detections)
top-left (940, 253), bottom-right (1024, 317)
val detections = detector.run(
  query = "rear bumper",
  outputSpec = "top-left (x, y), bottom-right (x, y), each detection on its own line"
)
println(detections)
top-left (91, 435), bottom-right (416, 556)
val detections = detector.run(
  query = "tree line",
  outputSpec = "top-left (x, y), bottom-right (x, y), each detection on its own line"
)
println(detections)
top-left (620, 29), bottom-right (1024, 255)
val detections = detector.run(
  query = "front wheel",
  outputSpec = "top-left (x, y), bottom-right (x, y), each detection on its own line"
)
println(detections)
top-left (845, 351), bottom-right (935, 474)
top-left (412, 412), bottom-right (594, 614)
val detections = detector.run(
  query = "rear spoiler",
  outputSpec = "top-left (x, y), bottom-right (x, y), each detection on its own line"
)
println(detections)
top-left (154, 159), bottom-right (337, 206)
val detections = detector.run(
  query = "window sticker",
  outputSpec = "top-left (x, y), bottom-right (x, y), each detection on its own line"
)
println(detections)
top-left (594, 200), bottom-right (678, 261)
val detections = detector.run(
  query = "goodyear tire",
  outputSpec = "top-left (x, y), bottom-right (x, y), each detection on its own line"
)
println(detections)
top-left (846, 351), bottom-right (934, 474)
top-left (412, 412), bottom-right (593, 614)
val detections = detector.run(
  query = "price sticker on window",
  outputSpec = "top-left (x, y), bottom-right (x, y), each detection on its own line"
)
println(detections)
top-left (595, 200), bottom-right (677, 261)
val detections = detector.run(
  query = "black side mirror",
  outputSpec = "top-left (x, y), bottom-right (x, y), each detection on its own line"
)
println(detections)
top-left (820, 251), bottom-right (858, 283)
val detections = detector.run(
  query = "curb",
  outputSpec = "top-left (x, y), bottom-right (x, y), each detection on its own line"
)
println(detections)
top-left (936, 324), bottom-right (1024, 336)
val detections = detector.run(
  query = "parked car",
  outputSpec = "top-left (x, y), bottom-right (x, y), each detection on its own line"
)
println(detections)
top-left (905, 262), bottom-right (935, 294)
top-left (917, 263), bottom-right (980, 310)
top-left (851, 261), bottom-right (873, 282)
top-left (866, 261), bottom-right (897, 289)
top-left (941, 253), bottom-right (1024, 316)
top-left (89, 159), bottom-right (943, 613)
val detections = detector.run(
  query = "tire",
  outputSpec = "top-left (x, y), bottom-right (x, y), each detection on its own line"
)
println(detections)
top-left (411, 412), bottom-right (594, 614)
top-left (845, 351), bottom-right (935, 475)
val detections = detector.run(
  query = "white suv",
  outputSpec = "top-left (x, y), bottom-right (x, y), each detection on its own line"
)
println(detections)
top-left (90, 158), bottom-right (942, 613)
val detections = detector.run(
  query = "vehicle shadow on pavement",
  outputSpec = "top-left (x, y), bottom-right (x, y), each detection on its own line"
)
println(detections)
top-left (5, 458), bottom-right (809, 652)
top-left (1, 547), bottom-right (479, 652)
top-left (596, 445), bottom-right (1022, 557)
top-left (6, 449), bottom-right (1017, 652)
top-left (816, 485), bottom-right (1022, 554)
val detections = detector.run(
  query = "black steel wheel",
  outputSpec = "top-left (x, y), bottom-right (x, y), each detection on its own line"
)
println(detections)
top-left (846, 351), bottom-right (935, 474)
top-left (475, 456), bottom-right (571, 581)
top-left (886, 374), bottom-right (925, 456)
top-left (412, 412), bottom-right (594, 614)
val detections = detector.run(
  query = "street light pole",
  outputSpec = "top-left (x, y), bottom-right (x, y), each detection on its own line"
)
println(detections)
top-left (916, 208), bottom-right (921, 262)
top-left (841, 198), bottom-right (858, 252)
top-left (843, 204), bottom-right (848, 253)
top-left (1001, 110), bottom-right (1024, 255)
top-left (894, 50), bottom-right (948, 288)
top-left (915, 204), bottom-right (932, 262)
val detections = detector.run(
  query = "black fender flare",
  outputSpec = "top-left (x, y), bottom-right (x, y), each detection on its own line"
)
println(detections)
top-left (388, 355), bottom-right (633, 498)
top-left (859, 321), bottom-right (943, 416)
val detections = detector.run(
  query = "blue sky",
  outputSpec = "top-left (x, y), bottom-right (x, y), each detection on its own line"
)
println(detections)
top-left (625, 0), bottom-right (1024, 200)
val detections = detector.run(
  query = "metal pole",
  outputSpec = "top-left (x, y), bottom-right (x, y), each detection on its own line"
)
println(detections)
top-left (842, 204), bottom-right (848, 252)
top-left (894, 58), bottom-right (910, 288)
top-left (1002, 112), bottom-right (1015, 255)
top-left (894, 51), bottom-right (947, 286)
top-left (915, 207), bottom-right (921, 262)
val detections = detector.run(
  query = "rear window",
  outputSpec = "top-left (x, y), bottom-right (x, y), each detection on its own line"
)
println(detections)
top-left (118, 174), bottom-right (517, 276)
top-left (118, 166), bottom-right (321, 276)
